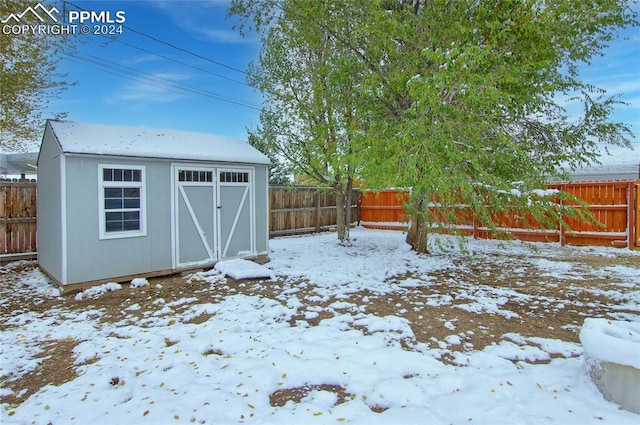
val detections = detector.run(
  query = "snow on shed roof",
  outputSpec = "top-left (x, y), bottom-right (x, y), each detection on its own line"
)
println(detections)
top-left (48, 120), bottom-right (270, 165)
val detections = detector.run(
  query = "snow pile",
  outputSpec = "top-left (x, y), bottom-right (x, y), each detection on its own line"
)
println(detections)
top-left (580, 318), bottom-right (640, 414)
top-left (214, 258), bottom-right (275, 280)
top-left (130, 277), bottom-right (149, 288)
top-left (580, 318), bottom-right (640, 369)
top-left (74, 282), bottom-right (122, 300)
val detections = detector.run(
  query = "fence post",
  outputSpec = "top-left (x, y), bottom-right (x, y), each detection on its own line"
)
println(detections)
top-left (628, 181), bottom-right (635, 250)
top-left (315, 191), bottom-right (321, 233)
top-left (559, 183), bottom-right (566, 247)
top-left (636, 182), bottom-right (640, 249)
top-left (472, 213), bottom-right (479, 239)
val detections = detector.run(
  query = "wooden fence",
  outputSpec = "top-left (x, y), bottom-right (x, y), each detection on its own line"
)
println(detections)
top-left (1, 178), bottom-right (37, 258)
top-left (269, 186), bottom-right (360, 238)
top-left (3, 180), bottom-right (636, 259)
top-left (360, 181), bottom-right (640, 249)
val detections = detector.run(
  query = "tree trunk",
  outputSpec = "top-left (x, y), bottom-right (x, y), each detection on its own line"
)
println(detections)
top-left (335, 187), bottom-right (348, 243)
top-left (335, 177), bottom-right (353, 244)
top-left (406, 198), bottom-right (429, 253)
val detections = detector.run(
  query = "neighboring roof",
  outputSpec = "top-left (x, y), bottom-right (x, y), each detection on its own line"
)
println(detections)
top-left (563, 143), bottom-right (639, 181)
top-left (47, 120), bottom-right (270, 165)
top-left (0, 152), bottom-right (38, 174)
top-left (568, 164), bottom-right (638, 181)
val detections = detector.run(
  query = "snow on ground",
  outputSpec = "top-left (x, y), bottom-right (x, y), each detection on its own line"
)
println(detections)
top-left (1, 228), bottom-right (640, 424)
top-left (215, 258), bottom-right (276, 280)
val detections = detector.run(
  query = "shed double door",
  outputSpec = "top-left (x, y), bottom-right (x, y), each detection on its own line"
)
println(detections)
top-left (172, 165), bottom-right (254, 269)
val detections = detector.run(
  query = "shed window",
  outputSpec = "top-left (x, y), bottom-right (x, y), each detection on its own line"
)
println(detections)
top-left (178, 170), bottom-right (213, 182)
top-left (98, 165), bottom-right (147, 239)
top-left (220, 171), bottom-right (249, 183)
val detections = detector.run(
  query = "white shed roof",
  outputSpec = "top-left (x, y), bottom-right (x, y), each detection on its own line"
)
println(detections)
top-left (48, 120), bottom-right (270, 165)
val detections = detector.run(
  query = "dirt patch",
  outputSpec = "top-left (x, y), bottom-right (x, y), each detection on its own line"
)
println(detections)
top-left (270, 384), bottom-right (355, 408)
top-left (1, 337), bottom-right (85, 407)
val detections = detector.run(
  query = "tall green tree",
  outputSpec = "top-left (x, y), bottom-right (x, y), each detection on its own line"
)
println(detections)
top-left (356, 0), bottom-right (637, 252)
top-left (1, 0), bottom-right (70, 151)
top-left (232, 0), bottom-right (637, 252)
top-left (231, 0), bottom-right (364, 243)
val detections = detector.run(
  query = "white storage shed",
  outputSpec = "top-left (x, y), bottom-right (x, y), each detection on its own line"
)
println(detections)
top-left (37, 120), bottom-right (270, 291)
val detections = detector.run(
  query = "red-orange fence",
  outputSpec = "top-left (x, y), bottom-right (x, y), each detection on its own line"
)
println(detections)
top-left (360, 180), bottom-right (640, 249)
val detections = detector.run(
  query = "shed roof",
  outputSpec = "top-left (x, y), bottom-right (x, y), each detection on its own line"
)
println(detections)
top-left (48, 120), bottom-right (270, 165)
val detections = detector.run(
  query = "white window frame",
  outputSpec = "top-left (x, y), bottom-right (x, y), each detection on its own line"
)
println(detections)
top-left (98, 164), bottom-right (147, 240)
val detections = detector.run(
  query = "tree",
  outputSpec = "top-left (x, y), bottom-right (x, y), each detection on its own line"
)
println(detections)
top-left (230, 0), bottom-right (364, 243)
top-left (356, 0), bottom-right (637, 252)
top-left (231, 0), bottom-right (637, 253)
top-left (1, 0), bottom-right (70, 151)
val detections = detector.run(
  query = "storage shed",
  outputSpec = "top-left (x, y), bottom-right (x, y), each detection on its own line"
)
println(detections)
top-left (37, 120), bottom-right (270, 291)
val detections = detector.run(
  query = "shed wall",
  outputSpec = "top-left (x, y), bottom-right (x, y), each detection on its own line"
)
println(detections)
top-left (64, 156), bottom-right (172, 284)
top-left (36, 127), bottom-right (64, 281)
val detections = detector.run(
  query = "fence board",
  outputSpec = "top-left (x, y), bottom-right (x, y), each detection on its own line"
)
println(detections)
top-left (360, 190), bottom-right (408, 229)
top-left (1, 179), bottom-right (37, 256)
top-left (360, 180), bottom-right (640, 249)
top-left (269, 186), bottom-right (359, 238)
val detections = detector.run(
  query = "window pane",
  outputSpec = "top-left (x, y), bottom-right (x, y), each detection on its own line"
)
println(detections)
top-left (113, 169), bottom-right (123, 181)
top-left (123, 220), bottom-right (140, 231)
top-left (132, 169), bottom-right (141, 181)
top-left (206, 172), bottom-right (212, 182)
top-left (123, 211), bottom-right (140, 221)
top-left (124, 188), bottom-right (140, 197)
top-left (123, 199), bottom-right (139, 208)
top-left (106, 211), bottom-right (123, 221)
top-left (106, 221), bottom-right (124, 232)
top-left (124, 169), bottom-right (132, 181)
top-left (105, 198), bottom-right (122, 209)
top-left (105, 187), bottom-right (123, 198)
top-left (103, 168), bottom-right (113, 181)
top-left (124, 199), bottom-right (140, 208)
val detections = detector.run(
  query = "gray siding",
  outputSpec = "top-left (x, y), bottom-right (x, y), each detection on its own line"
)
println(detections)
top-left (63, 156), bottom-right (172, 284)
top-left (254, 165), bottom-right (269, 254)
top-left (37, 126), bottom-right (64, 281)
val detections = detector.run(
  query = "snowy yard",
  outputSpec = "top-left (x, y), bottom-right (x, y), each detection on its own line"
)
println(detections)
top-left (1, 227), bottom-right (639, 424)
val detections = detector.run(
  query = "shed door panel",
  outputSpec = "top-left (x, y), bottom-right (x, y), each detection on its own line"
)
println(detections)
top-left (174, 168), bottom-right (216, 268)
top-left (218, 170), bottom-right (254, 258)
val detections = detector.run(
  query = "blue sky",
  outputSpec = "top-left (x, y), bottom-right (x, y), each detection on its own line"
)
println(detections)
top-left (45, 0), bottom-right (262, 144)
top-left (34, 0), bottom-right (639, 162)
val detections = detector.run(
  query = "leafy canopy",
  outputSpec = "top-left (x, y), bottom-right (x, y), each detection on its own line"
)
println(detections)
top-left (1, 0), bottom-right (72, 151)
top-left (231, 0), bottom-right (637, 250)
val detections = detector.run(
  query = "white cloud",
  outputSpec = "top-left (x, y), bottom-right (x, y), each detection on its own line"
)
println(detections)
top-left (107, 72), bottom-right (190, 104)
top-left (148, 0), bottom-right (255, 44)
